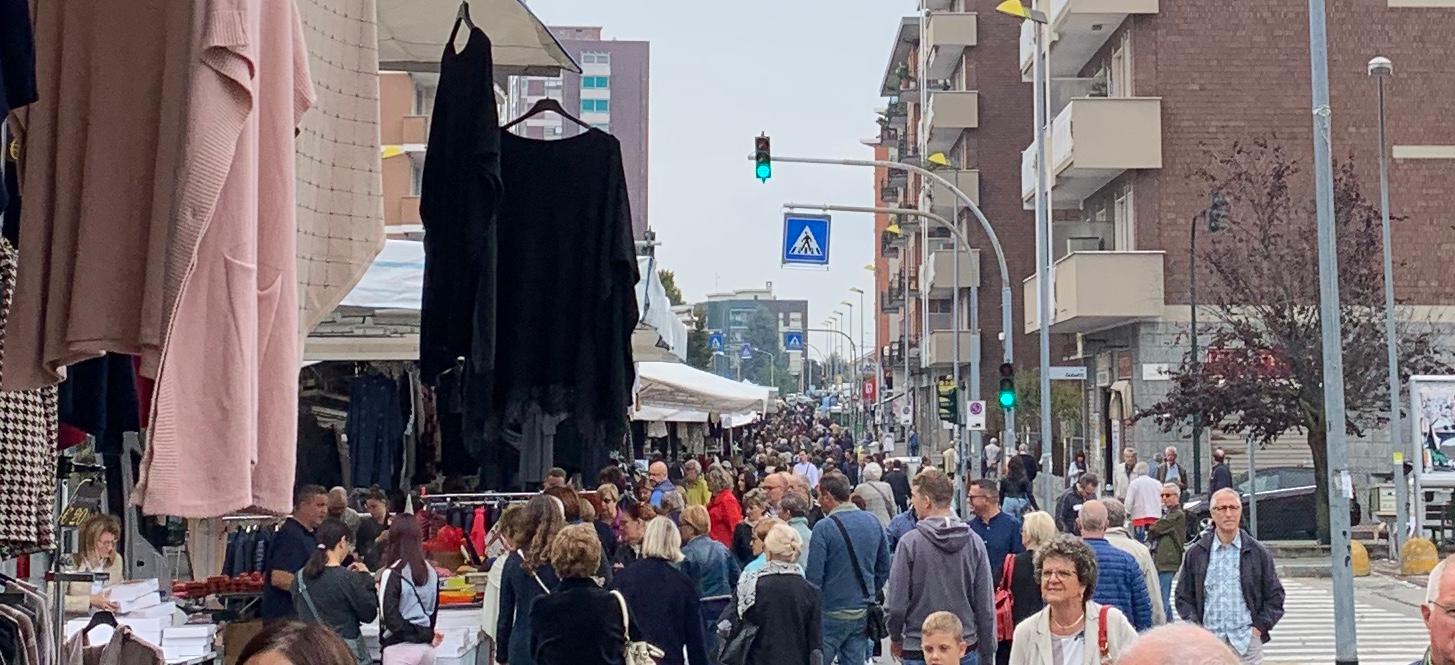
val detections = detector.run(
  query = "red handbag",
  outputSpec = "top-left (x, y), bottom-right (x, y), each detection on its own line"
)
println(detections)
top-left (993, 553), bottom-right (1016, 642)
top-left (1098, 605), bottom-right (1112, 664)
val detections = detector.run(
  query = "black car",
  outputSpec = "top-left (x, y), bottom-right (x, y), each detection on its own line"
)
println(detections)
top-left (1183, 466), bottom-right (1318, 541)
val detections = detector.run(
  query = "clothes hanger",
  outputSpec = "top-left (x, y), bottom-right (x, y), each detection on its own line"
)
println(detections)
top-left (83, 610), bottom-right (117, 635)
top-left (447, 2), bottom-right (477, 50)
top-left (503, 97), bottom-right (592, 132)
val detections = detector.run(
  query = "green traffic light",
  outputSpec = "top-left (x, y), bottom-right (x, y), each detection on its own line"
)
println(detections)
top-left (998, 390), bottom-right (1016, 408)
top-left (755, 162), bottom-right (771, 180)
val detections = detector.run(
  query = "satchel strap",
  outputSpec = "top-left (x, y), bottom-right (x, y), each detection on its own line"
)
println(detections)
top-left (612, 590), bottom-right (630, 636)
top-left (1098, 605), bottom-right (1110, 658)
top-left (296, 570), bottom-right (322, 623)
top-left (828, 515), bottom-right (872, 601)
top-left (998, 553), bottom-right (1015, 591)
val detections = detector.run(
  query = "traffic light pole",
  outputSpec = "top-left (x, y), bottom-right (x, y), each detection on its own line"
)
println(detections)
top-left (771, 154), bottom-right (1016, 458)
top-left (786, 202), bottom-right (981, 513)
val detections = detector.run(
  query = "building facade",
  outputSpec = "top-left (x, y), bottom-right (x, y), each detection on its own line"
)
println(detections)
top-left (1007, 0), bottom-right (1455, 489)
top-left (508, 27), bottom-right (651, 240)
top-left (873, 2), bottom-right (1040, 456)
top-left (700, 284), bottom-right (809, 381)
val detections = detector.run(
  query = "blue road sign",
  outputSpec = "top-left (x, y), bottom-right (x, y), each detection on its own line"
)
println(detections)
top-left (781, 213), bottom-right (831, 267)
top-left (740, 343), bottom-right (754, 361)
top-left (708, 331), bottom-right (725, 354)
top-left (784, 331), bottom-right (805, 352)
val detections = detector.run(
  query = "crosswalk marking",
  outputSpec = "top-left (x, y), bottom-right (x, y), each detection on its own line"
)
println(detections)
top-left (1255, 580), bottom-right (1426, 665)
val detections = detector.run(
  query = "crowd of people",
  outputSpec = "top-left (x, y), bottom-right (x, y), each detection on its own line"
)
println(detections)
top-left (227, 402), bottom-right (1302, 665)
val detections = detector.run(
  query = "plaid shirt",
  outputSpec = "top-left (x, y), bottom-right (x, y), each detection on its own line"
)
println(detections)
top-left (1203, 533), bottom-right (1254, 654)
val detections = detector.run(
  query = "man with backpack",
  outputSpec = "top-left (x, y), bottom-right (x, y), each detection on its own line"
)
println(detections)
top-left (885, 468), bottom-right (996, 665)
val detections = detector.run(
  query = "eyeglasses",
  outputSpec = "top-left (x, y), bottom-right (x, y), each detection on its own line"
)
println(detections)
top-left (1431, 600), bottom-right (1455, 619)
top-left (1211, 505), bottom-right (1240, 513)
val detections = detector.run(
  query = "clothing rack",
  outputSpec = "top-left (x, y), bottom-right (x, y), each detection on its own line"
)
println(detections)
top-left (421, 492), bottom-right (536, 506)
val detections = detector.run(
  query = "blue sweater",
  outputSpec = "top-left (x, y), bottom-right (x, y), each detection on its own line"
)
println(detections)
top-left (968, 512), bottom-right (1024, 581)
top-left (806, 505), bottom-right (891, 613)
top-left (1085, 537), bottom-right (1153, 630)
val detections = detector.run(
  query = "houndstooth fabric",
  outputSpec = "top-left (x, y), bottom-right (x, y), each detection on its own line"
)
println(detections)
top-left (0, 237), bottom-right (58, 557)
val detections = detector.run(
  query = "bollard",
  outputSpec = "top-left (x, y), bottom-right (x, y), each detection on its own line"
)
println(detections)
top-left (1402, 537), bottom-right (1439, 576)
top-left (1350, 540), bottom-right (1370, 577)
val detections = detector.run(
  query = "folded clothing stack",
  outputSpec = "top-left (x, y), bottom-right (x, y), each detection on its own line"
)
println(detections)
top-left (105, 579), bottom-right (162, 615)
top-left (163, 624), bottom-right (218, 659)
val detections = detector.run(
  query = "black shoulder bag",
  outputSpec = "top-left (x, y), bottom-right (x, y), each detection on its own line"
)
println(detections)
top-left (829, 515), bottom-right (888, 641)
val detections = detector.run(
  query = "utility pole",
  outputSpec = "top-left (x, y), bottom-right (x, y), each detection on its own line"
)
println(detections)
top-left (1306, 0), bottom-right (1358, 660)
top-left (1031, 11), bottom-right (1055, 510)
top-left (1369, 55), bottom-right (1406, 556)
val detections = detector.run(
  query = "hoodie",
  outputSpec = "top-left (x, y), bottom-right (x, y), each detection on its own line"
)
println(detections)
top-left (885, 515), bottom-right (996, 664)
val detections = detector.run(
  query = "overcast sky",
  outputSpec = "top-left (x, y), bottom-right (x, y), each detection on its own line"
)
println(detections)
top-left (525, 0), bottom-right (915, 359)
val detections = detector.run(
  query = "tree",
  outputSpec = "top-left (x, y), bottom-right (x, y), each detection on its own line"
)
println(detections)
top-left (1135, 140), bottom-right (1449, 542)
top-left (686, 303), bottom-right (712, 371)
top-left (740, 306), bottom-right (781, 386)
top-left (658, 269), bottom-right (685, 306)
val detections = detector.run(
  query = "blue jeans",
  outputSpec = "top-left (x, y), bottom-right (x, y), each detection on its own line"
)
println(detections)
top-left (903, 652), bottom-right (979, 665)
top-left (701, 598), bottom-right (730, 664)
top-left (1158, 571), bottom-right (1176, 623)
top-left (822, 615), bottom-right (869, 665)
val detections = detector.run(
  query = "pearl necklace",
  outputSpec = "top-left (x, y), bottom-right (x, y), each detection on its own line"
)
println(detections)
top-left (1051, 609), bottom-right (1086, 634)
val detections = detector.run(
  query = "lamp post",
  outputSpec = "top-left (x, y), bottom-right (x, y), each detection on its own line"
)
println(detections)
top-left (843, 298), bottom-right (860, 438)
top-left (1189, 191), bottom-right (1228, 496)
top-left (850, 286), bottom-right (868, 436)
top-left (995, 0), bottom-right (1054, 508)
top-left (1369, 55), bottom-right (1407, 556)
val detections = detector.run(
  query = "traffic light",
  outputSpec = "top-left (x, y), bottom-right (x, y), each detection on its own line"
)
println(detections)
top-left (1207, 191), bottom-right (1230, 232)
top-left (754, 134), bottom-right (772, 182)
top-left (997, 362), bottom-right (1016, 409)
top-left (937, 376), bottom-right (958, 423)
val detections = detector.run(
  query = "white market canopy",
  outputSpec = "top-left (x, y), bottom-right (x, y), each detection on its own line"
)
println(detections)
top-left (634, 361), bottom-right (775, 415)
top-left (315, 240), bottom-right (687, 362)
top-left (377, 0), bottom-right (580, 76)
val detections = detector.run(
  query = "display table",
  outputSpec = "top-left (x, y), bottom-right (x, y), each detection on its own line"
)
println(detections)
top-left (166, 652), bottom-right (219, 665)
top-left (361, 607), bottom-right (485, 664)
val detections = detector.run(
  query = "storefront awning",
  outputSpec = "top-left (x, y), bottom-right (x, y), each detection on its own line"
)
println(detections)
top-left (377, 0), bottom-right (579, 76)
top-left (635, 257), bottom-right (688, 362)
top-left (634, 361), bottom-right (775, 415)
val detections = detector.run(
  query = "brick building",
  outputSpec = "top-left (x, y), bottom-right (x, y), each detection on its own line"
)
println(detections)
top-left (1007, 0), bottom-right (1455, 488)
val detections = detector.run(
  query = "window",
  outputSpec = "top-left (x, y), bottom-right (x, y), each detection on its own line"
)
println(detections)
top-left (581, 76), bottom-right (610, 89)
top-left (580, 99), bottom-right (609, 113)
top-left (412, 84), bottom-right (435, 116)
top-left (591, 123), bottom-right (610, 133)
top-left (409, 160), bottom-right (423, 196)
top-left (789, 312), bottom-right (803, 328)
top-left (581, 52), bottom-right (610, 65)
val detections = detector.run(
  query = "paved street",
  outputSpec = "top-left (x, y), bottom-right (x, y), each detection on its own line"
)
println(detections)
top-left (1259, 578), bottom-right (1428, 664)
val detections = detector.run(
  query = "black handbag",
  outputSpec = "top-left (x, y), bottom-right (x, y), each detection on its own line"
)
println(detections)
top-left (718, 617), bottom-right (760, 665)
top-left (829, 515), bottom-right (889, 641)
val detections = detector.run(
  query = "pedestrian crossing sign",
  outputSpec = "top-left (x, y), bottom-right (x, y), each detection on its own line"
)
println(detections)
top-left (782, 213), bottom-right (831, 267)
top-left (708, 331), bottom-right (724, 354)
top-left (784, 331), bottom-right (805, 352)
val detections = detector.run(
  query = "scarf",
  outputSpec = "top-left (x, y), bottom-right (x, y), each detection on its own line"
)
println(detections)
top-left (736, 560), bottom-right (803, 617)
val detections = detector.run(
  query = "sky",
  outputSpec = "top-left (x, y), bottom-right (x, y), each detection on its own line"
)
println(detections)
top-left (524, 0), bottom-right (916, 359)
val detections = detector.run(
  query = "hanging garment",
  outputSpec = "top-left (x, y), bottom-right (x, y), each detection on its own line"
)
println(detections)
top-left (293, 0), bottom-right (386, 332)
top-left (0, 0), bottom-right (36, 217)
top-left (297, 412), bottom-right (345, 489)
top-left (463, 129), bottom-right (639, 487)
top-left (417, 24), bottom-right (501, 384)
top-left (0, 237), bottom-right (57, 559)
top-left (4, 0), bottom-right (194, 390)
top-left (137, 0), bottom-right (316, 517)
top-left (346, 374), bottom-right (405, 489)
top-left (57, 353), bottom-right (140, 456)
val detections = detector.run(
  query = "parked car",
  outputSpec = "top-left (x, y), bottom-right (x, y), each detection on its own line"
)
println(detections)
top-left (1183, 466), bottom-right (1318, 541)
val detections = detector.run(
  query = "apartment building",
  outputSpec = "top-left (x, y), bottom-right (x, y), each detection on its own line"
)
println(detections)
top-left (700, 284), bottom-right (809, 379)
top-left (508, 27), bottom-right (650, 239)
top-left (873, 2), bottom-right (1039, 453)
top-left (1010, 1), bottom-right (1455, 484)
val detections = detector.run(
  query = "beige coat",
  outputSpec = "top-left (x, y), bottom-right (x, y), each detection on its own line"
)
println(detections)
top-left (1008, 601), bottom-right (1139, 665)
top-left (63, 556), bottom-right (125, 617)
top-left (1104, 527), bottom-right (1166, 625)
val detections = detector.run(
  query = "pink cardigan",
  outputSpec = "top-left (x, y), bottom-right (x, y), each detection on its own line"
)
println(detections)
top-left (137, 0), bottom-right (315, 517)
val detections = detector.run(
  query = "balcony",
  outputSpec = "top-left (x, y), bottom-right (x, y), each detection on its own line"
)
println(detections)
top-left (886, 99), bottom-right (910, 132)
top-left (880, 17), bottom-right (922, 97)
top-left (922, 246), bottom-right (979, 297)
top-left (398, 196), bottom-right (421, 225)
top-left (925, 330), bottom-right (975, 368)
top-left (1019, 21), bottom-right (1035, 81)
top-left (881, 287), bottom-right (904, 312)
top-left (401, 115), bottom-right (429, 145)
top-left (1047, 0), bottom-right (1159, 77)
top-left (928, 169), bottom-right (980, 219)
top-left (925, 13), bottom-right (978, 80)
top-left (1022, 251), bottom-right (1165, 334)
top-left (926, 90), bottom-right (979, 154)
top-left (1020, 97), bottom-right (1161, 208)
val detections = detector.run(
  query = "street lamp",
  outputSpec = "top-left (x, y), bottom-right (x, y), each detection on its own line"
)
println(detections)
top-left (843, 298), bottom-right (860, 438)
top-left (1369, 55), bottom-right (1406, 555)
top-left (996, 0), bottom-right (1056, 508)
top-left (1189, 191), bottom-right (1228, 495)
top-left (850, 286), bottom-right (867, 437)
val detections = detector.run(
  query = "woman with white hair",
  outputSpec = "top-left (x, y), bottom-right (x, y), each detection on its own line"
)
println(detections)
top-left (612, 518), bottom-right (708, 665)
top-left (853, 462), bottom-right (896, 526)
top-left (730, 524), bottom-right (822, 665)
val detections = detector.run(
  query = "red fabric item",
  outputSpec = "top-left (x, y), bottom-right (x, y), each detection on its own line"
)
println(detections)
top-left (707, 490), bottom-right (742, 547)
top-left (58, 423), bottom-right (89, 450)
top-left (994, 553), bottom-right (1015, 642)
top-left (1131, 517), bottom-right (1157, 528)
top-left (470, 506), bottom-right (487, 556)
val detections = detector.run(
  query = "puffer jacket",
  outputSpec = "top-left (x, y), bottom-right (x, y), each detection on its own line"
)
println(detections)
top-left (680, 535), bottom-right (740, 601)
top-left (1084, 537), bottom-right (1153, 631)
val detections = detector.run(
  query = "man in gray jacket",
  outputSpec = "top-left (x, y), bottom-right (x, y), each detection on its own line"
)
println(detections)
top-left (885, 468), bottom-right (995, 665)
